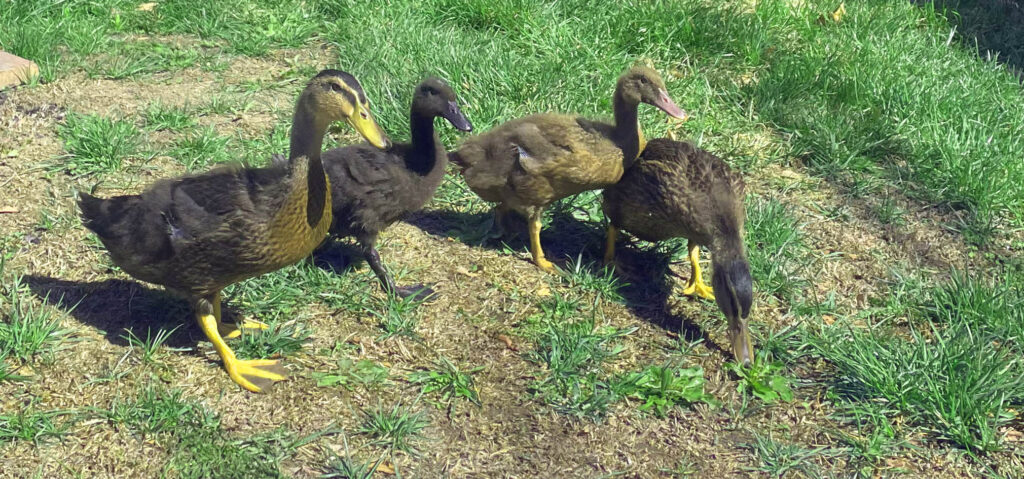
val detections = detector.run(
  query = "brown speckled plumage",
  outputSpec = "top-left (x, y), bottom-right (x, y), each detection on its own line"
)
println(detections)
top-left (603, 139), bottom-right (745, 247)
top-left (602, 138), bottom-right (755, 364)
top-left (450, 67), bottom-right (686, 270)
top-left (323, 77), bottom-right (472, 299)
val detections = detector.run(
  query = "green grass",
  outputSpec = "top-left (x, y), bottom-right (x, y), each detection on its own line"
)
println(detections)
top-left (170, 126), bottom-right (234, 170)
top-left (611, 363), bottom-right (717, 417)
top-left (107, 385), bottom-right (219, 435)
top-left (143, 102), bottom-right (197, 131)
top-left (313, 357), bottom-right (390, 390)
top-left (745, 433), bottom-right (827, 478)
top-left (107, 385), bottom-right (288, 477)
top-left (810, 271), bottom-right (1024, 452)
top-left (828, 399), bottom-right (905, 474)
top-left (57, 112), bottom-right (142, 176)
top-left (561, 254), bottom-right (624, 303)
top-left (409, 357), bottom-right (484, 410)
top-left (724, 353), bottom-right (795, 404)
top-left (0, 276), bottom-right (69, 363)
top-left (744, 197), bottom-right (810, 302)
top-left (370, 294), bottom-right (426, 340)
top-left (322, 433), bottom-right (388, 479)
top-left (3, 0), bottom-right (1024, 472)
top-left (359, 401), bottom-right (429, 455)
top-left (525, 294), bottom-right (637, 420)
top-left (121, 326), bottom-right (181, 365)
top-left (0, 407), bottom-right (76, 445)
top-left (233, 319), bottom-right (311, 360)
top-left (2, 0), bottom-right (1021, 235)
top-left (0, 353), bottom-right (28, 383)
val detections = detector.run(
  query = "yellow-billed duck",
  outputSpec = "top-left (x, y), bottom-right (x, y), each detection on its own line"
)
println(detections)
top-left (322, 77), bottom-right (472, 300)
top-left (450, 66), bottom-right (686, 272)
top-left (78, 70), bottom-right (390, 392)
top-left (602, 138), bottom-right (754, 365)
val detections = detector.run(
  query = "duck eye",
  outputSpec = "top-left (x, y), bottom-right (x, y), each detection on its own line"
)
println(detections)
top-left (330, 83), bottom-right (344, 92)
top-left (639, 77), bottom-right (649, 85)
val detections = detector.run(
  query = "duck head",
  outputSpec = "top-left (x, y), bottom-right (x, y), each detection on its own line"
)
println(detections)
top-left (618, 66), bottom-right (688, 121)
top-left (412, 77), bottom-right (473, 132)
top-left (712, 256), bottom-right (754, 366)
top-left (306, 69), bottom-right (391, 149)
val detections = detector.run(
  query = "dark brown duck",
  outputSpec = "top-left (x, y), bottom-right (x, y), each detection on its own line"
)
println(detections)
top-left (78, 70), bottom-right (390, 392)
top-left (602, 138), bottom-right (754, 365)
top-left (323, 77), bottom-right (472, 300)
top-left (450, 66), bottom-right (686, 272)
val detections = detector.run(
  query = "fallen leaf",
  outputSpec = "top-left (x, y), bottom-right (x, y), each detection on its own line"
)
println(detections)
top-left (822, 314), bottom-right (835, 325)
top-left (136, 2), bottom-right (157, 11)
top-left (831, 2), bottom-right (846, 22)
top-left (1005, 428), bottom-right (1022, 442)
top-left (536, 285), bottom-right (551, 297)
top-left (377, 462), bottom-right (395, 474)
top-left (816, 2), bottom-right (845, 24)
top-left (456, 266), bottom-right (480, 277)
top-left (0, 206), bottom-right (17, 214)
top-left (496, 334), bottom-right (517, 351)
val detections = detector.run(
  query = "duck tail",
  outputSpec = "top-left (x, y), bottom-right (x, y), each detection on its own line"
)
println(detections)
top-left (77, 191), bottom-right (137, 238)
top-left (77, 191), bottom-right (105, 232)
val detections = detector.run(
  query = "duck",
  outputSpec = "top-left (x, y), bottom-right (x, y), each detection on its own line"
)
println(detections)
top-left (449, 66), bottom-right (687, 272)
top-left (77, 70), bottom-right (391, 392)
top-left (321, 77), bottom-right (472, 300)
top-left (601, 138), bottom-right (754, 365)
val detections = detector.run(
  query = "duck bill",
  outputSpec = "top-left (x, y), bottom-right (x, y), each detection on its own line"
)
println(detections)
top-left (443, 100), bottom-right (473, 132)
top-left (729, 319), bottom-right (754, 367)
top-left (652, 88), bottom-right (688, 121)
top-left (346, 105), bottom-right (391, 149)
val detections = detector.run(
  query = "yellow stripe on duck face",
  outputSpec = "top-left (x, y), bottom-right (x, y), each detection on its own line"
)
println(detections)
top-left (331, 79), bottom-right (390, 149)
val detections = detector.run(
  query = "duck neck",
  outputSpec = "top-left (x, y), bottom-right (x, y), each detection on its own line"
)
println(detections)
top-left (288, 101), bottom-right (328, 163)
top-left (612, 89), bottom-right (643, 165)
top-left (288, 97), bottom-right (330, 227)
top-left (711, 228), bottom-right (746, 266)
top-left (408, 110), bottom-right (440, 176)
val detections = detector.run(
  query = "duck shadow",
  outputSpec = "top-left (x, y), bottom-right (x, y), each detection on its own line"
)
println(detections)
top-left (23, 275), bottom-right (236, 350)
top-left (407, 205), bottom-right (718, 349)
top-left (310, 239), bottom-right (369, 274)
top-left (406, 205), bottom-right (604, 263)
top-left (606, 247), bottom-right (719, 350)
top-left (914, 0), bottom-right (1024, 80)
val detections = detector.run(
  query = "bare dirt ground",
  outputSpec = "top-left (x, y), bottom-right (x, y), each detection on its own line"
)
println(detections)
top-left (1, 48), bottom-right (1021, 478)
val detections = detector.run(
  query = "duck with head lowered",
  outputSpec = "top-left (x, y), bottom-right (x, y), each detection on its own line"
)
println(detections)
top-left (602, 138), bottom-right (754, 365)
top-left (450, 66), bottom-right (687, 272)
top-left (321, 77), bottom-right (472, 300)
top-left (78, 70), bottom-right (390, 392)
